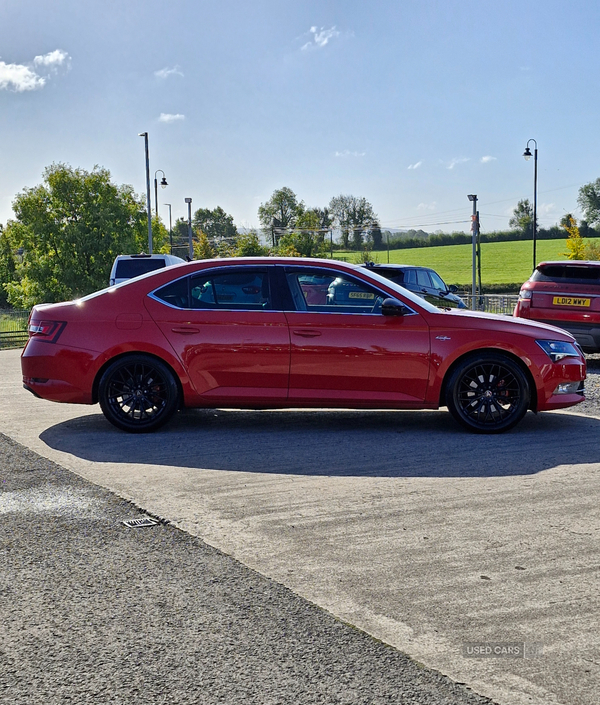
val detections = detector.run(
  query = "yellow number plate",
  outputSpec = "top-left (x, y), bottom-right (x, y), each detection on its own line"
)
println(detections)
top-left (349, 291), bottom-right (375, 299)
top-left (552, 296), bottom-right (591, 307)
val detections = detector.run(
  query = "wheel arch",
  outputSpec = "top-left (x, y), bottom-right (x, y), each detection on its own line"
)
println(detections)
top-left (439, 347), bottom-right (539, 413)
top-left (91, 350), bottom-right (184, 408)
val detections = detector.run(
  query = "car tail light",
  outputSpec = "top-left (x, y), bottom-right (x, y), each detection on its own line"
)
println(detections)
top-left (28, 320), bottom-right (67, 343)
top-left (518, 289), bottom-right (532, 300)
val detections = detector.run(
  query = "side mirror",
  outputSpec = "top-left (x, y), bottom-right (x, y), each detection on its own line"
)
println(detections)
top-left (448, 285), bottom-right (458, 293)
top-left (381, 297), bottom-right (411, 316)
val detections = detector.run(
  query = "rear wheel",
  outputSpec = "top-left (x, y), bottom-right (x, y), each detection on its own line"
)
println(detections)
top-left (446, 353), bottom-right (530, 433)
top-left (98, 355), bottom-right (179, 433)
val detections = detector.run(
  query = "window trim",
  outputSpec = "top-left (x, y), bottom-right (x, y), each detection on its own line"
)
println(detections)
top-left (280, 264), bottom-right (419, 316)
top-left (148, 265), bottom-right (280, 312)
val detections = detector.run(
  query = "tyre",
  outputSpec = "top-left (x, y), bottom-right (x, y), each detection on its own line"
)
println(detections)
top-left (445, 353), bottom-right (530, 433)
top-left (98, 355), bottom-right (180, 433)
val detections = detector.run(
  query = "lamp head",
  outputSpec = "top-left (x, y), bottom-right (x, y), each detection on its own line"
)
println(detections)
top-left (467, 194), bottom-right (477, 202)
top-left (184, 197), bottom-right (192, 204)
top-left (160, 176), bottom-right (168, 189)
top-left (523, 147), bottom-right (532, 161)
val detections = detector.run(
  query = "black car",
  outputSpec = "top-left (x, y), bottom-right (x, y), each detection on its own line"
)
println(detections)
top-left (361, 263), bottom-right (466, 309)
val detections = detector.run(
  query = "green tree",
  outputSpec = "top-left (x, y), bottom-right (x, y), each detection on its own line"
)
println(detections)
top-left (258, 187), bottom-right (304, 245)
top-left (328, 195), bottom-right (377, 249)
top-left (577, 178), bottom-right (600, 226)
top-left (233, 231), bottom-right (269, 256)
top-left (0, 224), bottom-right (17, 308)
top-left (193, 206), bottom-right (237, 242)
top-left (509, 199), bottom-right (535, 236)
top-left (561, 214), bottom-right (586, 260)
top-left (194, 230), bottom-right (215, 260)
top-left (5, 163), bottom-right (151, 308)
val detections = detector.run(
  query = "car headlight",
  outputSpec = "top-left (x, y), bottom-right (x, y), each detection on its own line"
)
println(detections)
top-left (536, 340), bottom-right (581, 362)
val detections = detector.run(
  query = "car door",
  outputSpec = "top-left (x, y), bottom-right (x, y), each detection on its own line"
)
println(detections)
top-left (144, 265), bottom-right (290, 402)
top-left (280, 265), bottom-right (431, 405)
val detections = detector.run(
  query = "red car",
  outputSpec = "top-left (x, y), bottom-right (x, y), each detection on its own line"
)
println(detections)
top-left (514, 260), bottom-right (600, 353)
top-left (22, 257), bottom-right (586, 434)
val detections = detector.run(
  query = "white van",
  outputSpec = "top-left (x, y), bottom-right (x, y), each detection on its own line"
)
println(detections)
top-left (109, 254), bottom-right (185, 286)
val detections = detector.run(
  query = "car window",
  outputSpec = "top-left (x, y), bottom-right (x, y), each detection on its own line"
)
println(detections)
top-left (429, 271), bottom-right (447, 292)
top-left (416, 270), bottom-right (432, 288)
top-left (404, 270), bottom-right (417, 285)
top-left (116, 259), bottom-right (166, 278)
top-left (152, 269), bottom-right (271, 310)
top-left (153, 277), bottom-right (190, 308)
top-left (190, 269), bottom-right (271, 310)
top-left (286, 269), bottom-right (385, 313)
top-left (531, 264), bottom-right (600, 286)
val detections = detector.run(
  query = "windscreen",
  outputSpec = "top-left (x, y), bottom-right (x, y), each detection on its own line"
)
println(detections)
top-left (115, 259), bottom-right (166, 279)
top-left (532, 264), bottom-right (600, 286)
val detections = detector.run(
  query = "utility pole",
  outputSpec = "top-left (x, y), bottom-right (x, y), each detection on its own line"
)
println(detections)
top-left (468, 195), bottom-right (478, 310)
top-left (164, 203), bottom-right (172, 255)
top-left (185, 198), bottom-right (193, 260)
top-left (138, 132), bottom-right (152, 253)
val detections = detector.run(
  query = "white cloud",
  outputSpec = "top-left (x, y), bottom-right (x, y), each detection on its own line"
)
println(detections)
top-left (0, 62), bottom-right (45, 91)
top-left (302, 25), bottom-right (351, 51)
top-left (481, 155), bottom-right (497, 164)
top-left (0, 49), bottom-right (70, 92)
top-left (159, 113), bottom-right (185, 123)
top-left (539, 203), bottom-right (556, 217)
top-left (155, 65), bottom-right (184, 79)
top-left (418, 202), bottom-right (437, 211)
top-left (33, 49), bottom-right (70, 68)
top-left (335, 149), bottom-right (365, 158)
top-left (446, 157), bottom-right (470, 170)
top-left (407, 161), bottom-right (423, 170)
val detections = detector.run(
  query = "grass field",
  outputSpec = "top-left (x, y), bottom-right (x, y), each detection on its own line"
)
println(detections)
top-left (335, 237), bottom-right (600, 288)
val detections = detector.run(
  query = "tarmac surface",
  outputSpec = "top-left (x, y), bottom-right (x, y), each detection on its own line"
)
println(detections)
top-left (1, 348), bottom-right (599, 704)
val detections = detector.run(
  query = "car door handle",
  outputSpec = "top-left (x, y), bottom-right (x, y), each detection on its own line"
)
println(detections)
top-left (171, 326), bottom-right (200, 334)
top-left (292, 329), bottom-right (322, 338)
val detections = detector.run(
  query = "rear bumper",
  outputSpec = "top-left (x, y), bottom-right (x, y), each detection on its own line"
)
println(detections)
top-left (21, 340), bottom-right (97, 404)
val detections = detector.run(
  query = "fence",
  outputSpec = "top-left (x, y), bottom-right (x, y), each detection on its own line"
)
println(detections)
top-left (0, 310), bottom-right (30, 349)
top-left (461, 294), bottom-right (519, 316)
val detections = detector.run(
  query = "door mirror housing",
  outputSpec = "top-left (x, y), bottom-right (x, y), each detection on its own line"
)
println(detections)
top-left (381, 297), bottom-right (411, 316)
top-left (448, 284), bottom-right (458, 293)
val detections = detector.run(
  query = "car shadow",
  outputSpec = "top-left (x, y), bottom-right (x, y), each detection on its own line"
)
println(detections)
top-left (39, 408), bottom-right (600, 478)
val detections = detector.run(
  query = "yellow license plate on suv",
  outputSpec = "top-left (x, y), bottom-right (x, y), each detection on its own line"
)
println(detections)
top-left (349, 292), bottom-right (375, 299)
top-left (552, 296), bottom-right (591, 307)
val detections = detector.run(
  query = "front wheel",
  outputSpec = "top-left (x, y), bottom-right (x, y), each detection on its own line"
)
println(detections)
top-left (446, 353), bottom-right (530, 433)
top-left (98, 355), bottom-right (180, 433)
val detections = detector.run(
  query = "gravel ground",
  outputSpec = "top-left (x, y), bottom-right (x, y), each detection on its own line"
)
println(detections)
top-left (3, 362), bottom-right (599, 705)
top-left (574, 354), bottom-right (600, 416)
top-left (0, 434), bottom-right (496, 705)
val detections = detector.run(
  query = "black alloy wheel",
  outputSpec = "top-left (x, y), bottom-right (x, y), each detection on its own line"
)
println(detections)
top-left (98, 355), bottom-right (179, 433)
top-left (446, 353), bottom-right (530, 433)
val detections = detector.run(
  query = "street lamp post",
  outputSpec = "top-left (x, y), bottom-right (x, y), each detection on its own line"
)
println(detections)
top-left (138, 132), bottom-right (153, 253)
top-left (154, 170), bottom-right (168, 220)
top-left (468, 195), bottom-right (478, 310)
top-left (164, 203), bottom-right (173, 254)
top-left (185, 198), bottom-right (193, 260)
top-left (523, 139), bottom-right (538, 271)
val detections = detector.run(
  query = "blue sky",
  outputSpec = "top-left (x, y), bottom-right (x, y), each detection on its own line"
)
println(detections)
top-left (1, 0), bottom-right (599, 235)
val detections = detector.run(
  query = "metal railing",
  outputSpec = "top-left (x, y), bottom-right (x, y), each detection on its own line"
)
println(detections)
top-left (461, 294), bottom-right (519, 316)
top-left (0, 310), bottom-right (29, 349)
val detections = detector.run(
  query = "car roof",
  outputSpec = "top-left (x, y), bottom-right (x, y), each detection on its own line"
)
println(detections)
top-left (537, 260), bottom-right (600, 268)
top-left (362, 263), bottom-right (432, 271)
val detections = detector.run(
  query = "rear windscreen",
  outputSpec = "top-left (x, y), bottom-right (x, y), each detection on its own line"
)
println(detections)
top-left (531, 265), bottom-right (600, 286)
top-left (115, 259), bottom-right (166, 279)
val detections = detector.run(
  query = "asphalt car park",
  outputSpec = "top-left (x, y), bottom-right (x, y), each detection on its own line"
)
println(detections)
top-left (2, 347), bottom-right (600, 705)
